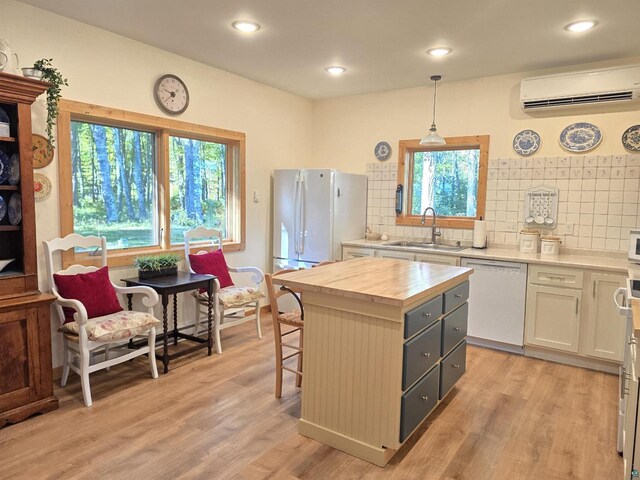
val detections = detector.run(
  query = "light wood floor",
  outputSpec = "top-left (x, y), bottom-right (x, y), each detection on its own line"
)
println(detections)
top-left (0, 317), bottom-right (622, 480)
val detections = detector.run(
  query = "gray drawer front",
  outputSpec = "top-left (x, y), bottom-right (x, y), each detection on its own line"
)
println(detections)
top-left (403, 320), bottom-right (441, 390)
top-left (442, 303), bottom-right (468, 356)
top-left (400, 364), bottom-right (439, 443)
top-left (404, 295), bottom-right (442, 339)
top-left (440, 341), bottom-right (467, 399)
top-left (443, 281), bottom-right (469, 314)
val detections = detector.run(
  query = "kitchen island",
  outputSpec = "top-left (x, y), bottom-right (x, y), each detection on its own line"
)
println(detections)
top-left (272, 257), bottom-right (473, 466)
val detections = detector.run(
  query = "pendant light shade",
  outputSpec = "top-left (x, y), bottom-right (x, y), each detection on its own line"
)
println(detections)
top-left (420, 75), bottom-right (446, 146)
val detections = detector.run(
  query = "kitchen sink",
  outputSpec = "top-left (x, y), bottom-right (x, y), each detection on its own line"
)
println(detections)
top-left (383, 241), bottom-right (464, 252)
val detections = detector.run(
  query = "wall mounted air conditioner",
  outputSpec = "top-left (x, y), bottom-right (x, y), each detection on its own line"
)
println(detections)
top-left (520, 65), bottom-right (640, 112)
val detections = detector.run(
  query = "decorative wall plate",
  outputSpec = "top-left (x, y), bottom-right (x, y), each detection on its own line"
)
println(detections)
top-left (622, 125), bottom-right (640, 151)
top-left (0, 150), bottom-right (9, 184)
top-left (8, 153), bottom-right (19, 185)
top-left (33, 173), bottom-right (52, 201)
top-left (513, 130), bottom-right (541, 156)
top-left (8, 192), bottom-right (21, 225)
top-left (374, 141), bottom-right (392, 161)
top-left (559, 122), bottom-right (602, 152)
top-left (32, 134), bottom-right (54, 168)
top-left (0, 195), bottom-right (6, 221)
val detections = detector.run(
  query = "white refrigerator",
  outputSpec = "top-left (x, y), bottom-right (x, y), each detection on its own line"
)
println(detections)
top-left (273, 169), bottom-right (367, 271)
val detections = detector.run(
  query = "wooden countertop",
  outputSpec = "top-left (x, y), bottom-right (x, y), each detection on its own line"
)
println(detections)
top-left (272, 257), bottom-right (473, 307)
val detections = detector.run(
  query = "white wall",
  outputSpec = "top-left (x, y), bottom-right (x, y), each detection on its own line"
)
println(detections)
top-left (311, 57), bottom-right (640, 250)
top-left (2, 0), bottom-right (314, 366)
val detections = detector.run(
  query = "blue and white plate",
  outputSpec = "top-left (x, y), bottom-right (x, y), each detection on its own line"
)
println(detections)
top-left (559, 122), bottom-right (602, 152)
top-left (374, 141), bottom-right (392, 161)
top-left (622, 125), bottom-right (640, 152)
top-left (8, 153), bottom-right (19, 185)
top-left (8, 192), bottom-right (21, 226)
top-left (0, 150), bottom-right (9, 184)
top-left (513, 130), bottom-right (541, 156)
top-left (0, 196), bottom-right (6, 222)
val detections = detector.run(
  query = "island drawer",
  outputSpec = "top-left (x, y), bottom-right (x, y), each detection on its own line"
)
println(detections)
top-left (404, 295), bottom-right (442, 339)
top-left (440, 340), bottom-right (466, 399)
top-left (441, 303), bottom-right (468, 356)
top-left (403, 320), bottom-right (441, 390)
top-left (443, 281), bottom-right (469, 314)
top-left (400, 363), bottom-right (439, 443)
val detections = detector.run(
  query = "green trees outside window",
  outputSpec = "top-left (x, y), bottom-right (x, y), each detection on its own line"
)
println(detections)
top-left (71, 121), bottom-right (156, 249)
top-left (410, 148), bottom-right (480, 218)
top-left (71, 121), bottom-right (228, 249)
top-left (169, 137), bottom-right (227, 244)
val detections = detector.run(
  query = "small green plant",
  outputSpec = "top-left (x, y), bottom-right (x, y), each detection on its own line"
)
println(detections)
top-left (33, 58), bottom-right (68, 147)
top-left (133, 254), bottom-right (180, 271)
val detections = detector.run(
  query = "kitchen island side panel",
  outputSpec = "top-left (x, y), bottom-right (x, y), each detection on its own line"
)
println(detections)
top-left (300, 299), bottom-right (404, 451)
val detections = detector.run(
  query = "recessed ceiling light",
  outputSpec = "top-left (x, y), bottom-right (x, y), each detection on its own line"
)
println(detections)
top-left (427, 47), bottom-right (452, 57)
top-left (325, 66), bottom-right (346, 75)
top-left (564, 20), bottom-right (598, 32)
top-left (232, 20), bottom-right (261, 32)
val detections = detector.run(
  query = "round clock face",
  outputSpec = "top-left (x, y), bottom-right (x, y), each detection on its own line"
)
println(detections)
top-left (154, 74), bottom-right (189, 115)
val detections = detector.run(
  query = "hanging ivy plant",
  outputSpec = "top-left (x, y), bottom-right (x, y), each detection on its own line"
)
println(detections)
top-left (32, 58), bottom-right (68, 147)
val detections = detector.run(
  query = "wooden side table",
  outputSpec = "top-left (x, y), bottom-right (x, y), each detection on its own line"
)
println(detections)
top-left (121, 272), bottom-right (216, 373)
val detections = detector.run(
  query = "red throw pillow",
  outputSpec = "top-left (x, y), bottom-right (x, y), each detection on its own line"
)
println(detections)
top-left (53, 266), bottom-right (123, 323)
top-left (189, 250), bottom-right (234, 289)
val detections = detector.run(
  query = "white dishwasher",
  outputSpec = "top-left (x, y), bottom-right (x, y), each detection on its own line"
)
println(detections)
top-left (460, 258), bottom-right (528, 354)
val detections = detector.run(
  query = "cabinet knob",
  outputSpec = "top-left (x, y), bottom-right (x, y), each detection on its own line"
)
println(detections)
top-left (452, 364), bottom-right (460, 369)
top-left (423, 312), bottom-right (432, 317)
top-left (453, 327), bottom-right (461, 332)
top-left (421, 396), bottom-right (428, 401)
top-left (422, 352), bottom-right (431, 358)
top-left (454, 293), bottom-right (462, 298)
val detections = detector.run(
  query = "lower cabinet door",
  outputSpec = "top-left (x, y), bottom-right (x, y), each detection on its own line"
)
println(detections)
top-left (400, 364), bottom-right (439, 443)
top-left (440, 340), bottom-right (467, 399)
top-left (525, 285), bottom-right (581, 353)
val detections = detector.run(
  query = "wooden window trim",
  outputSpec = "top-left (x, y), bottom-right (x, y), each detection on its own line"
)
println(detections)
top-left (396, 135), bottom-right (489, 229)
top-left (57, 99), bottom-right (246, 268)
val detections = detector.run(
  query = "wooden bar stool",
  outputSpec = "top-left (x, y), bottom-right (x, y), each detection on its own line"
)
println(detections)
top-left (265, 270), bottom-right (304, 398)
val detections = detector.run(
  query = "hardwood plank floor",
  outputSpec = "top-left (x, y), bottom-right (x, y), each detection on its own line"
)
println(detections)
top-left (0, 317), bottom-right (622, 480)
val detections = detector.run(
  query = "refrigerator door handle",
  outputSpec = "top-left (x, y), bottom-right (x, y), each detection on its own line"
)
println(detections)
top-left (298, 173), bottom-right (305, 255)
top-left (293, 172), bottom-right (300, 254)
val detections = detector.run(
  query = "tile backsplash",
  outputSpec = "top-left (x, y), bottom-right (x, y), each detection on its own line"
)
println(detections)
top-left (366, 154), bottom-right (640, 253)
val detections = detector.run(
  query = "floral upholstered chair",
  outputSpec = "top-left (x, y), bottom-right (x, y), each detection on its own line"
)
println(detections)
top-left (184, 226), bottom-right (264, 354)
top-left (43, 234), bottom-right (160, 407)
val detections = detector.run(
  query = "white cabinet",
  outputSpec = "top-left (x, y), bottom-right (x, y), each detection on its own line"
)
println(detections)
top-left (342, 247), bottom-right (376, 259)
top-left (415, 253), bottom-right (459, 266)
top-left (341, 245), bottom-right (459, 265)
top-left (583, 272), bottom-right (626, 362)
top-left (525, 284), bottom-right (582, 353)
top-left (377, 250), bottom-right (415, 261)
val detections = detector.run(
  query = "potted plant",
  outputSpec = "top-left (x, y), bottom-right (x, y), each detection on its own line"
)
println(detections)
top-left (23, 58), bottom-right (68, 148)
top-left (133, 254), bottom-right (180, 279)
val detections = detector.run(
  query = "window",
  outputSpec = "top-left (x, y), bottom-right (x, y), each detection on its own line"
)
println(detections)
top-left (168, 136), bottom-right (227, 244)
top-left (71, 121), bottom-right (157, 249)
top-left (396, 135), bottom-right (489, 229)
top-left (58, 100), bottom-right (246, 267)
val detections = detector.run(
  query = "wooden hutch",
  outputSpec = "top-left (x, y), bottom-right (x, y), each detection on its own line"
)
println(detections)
top-left (0, 72), bottom-right (57, 427)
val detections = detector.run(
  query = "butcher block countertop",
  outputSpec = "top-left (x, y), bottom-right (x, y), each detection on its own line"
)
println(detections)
top-left (272, 257), bottom-right (473, 307)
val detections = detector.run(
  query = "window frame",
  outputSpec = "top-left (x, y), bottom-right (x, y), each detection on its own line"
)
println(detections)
top-left (57, 99), bottom-right (246, 268)
top-left (396, 135), bottom-right (489, 229)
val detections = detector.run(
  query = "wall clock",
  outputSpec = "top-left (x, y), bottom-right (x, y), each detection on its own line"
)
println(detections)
top-left (154, 74), bottom-right (190, 115)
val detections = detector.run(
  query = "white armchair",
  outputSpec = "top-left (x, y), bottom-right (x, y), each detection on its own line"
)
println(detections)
top-left (43, 233), bottom-right (160, 407)
top-left (184, 226), bottom-right (264, 354)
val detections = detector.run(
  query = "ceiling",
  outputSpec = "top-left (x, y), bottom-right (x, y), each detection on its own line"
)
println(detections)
top-left (20, 0), bottom-right (640, 99)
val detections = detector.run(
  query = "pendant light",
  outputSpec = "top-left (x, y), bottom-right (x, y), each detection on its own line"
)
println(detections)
top-left (420, 75), bottom-right (446, 146)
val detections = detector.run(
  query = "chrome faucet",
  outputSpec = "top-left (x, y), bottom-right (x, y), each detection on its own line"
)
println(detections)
top-left (420, 206), bottom-right (441, 245)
